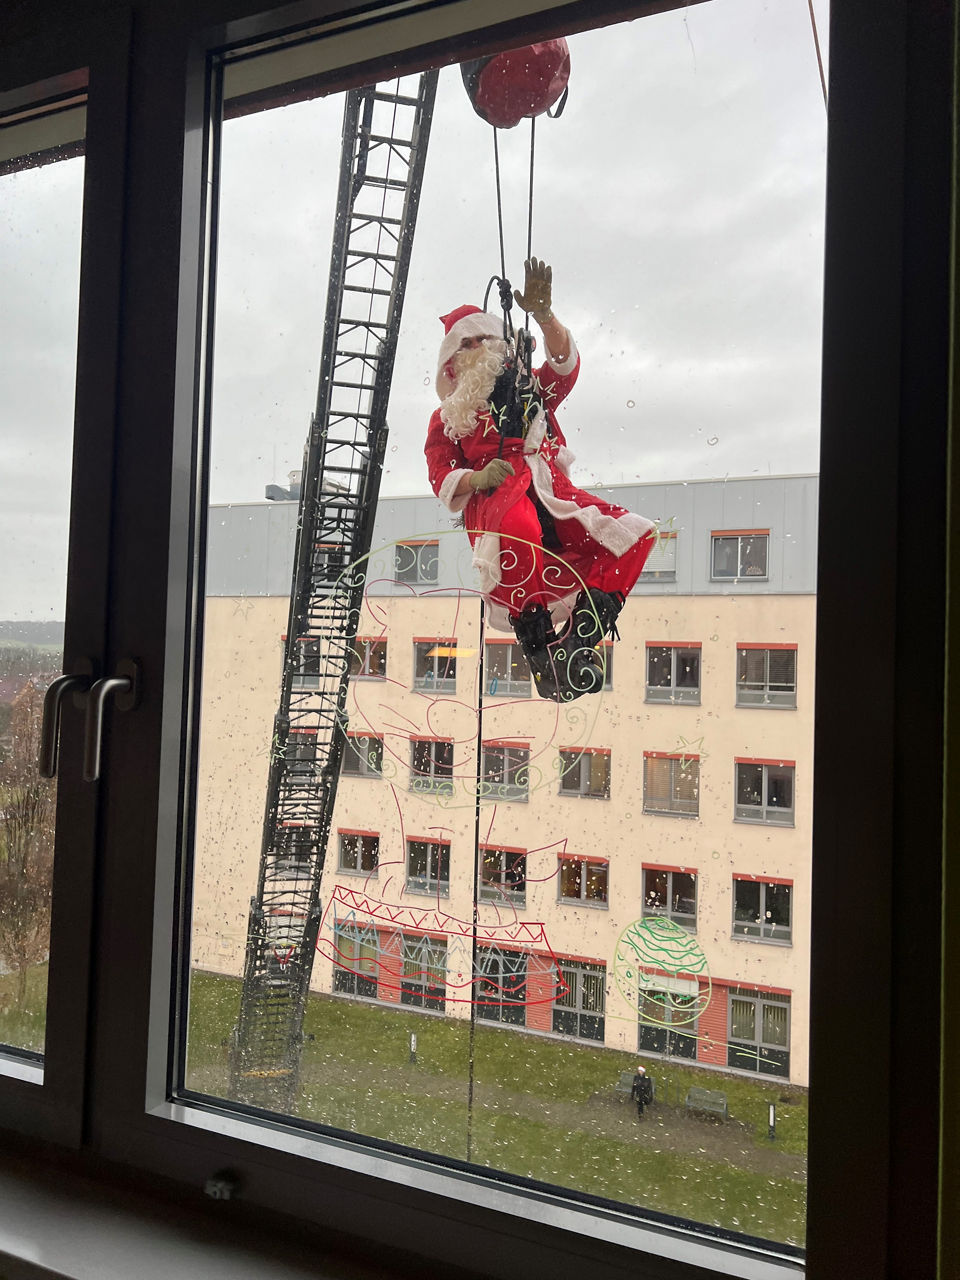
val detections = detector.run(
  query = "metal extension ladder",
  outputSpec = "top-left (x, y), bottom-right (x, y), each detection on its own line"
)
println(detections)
top-left (230, 71), bottom-right (439, 1111)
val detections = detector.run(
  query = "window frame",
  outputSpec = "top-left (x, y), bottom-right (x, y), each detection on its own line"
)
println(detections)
top-left (340, 731), bottom-right (384, 777)
top-left (394, 539), bottom-right (438, 585)
top-left (557, 855), bottom-right (609, 907)
top-left (642, 752), bottom-right (700, 817)
top-left (645, 642), bottom-right (701, 704)
top-left (557, 747), bottom-right (611, 799)
top-left (552, 959), bottom-right (605, 1042)
top-left (412, 637), bottom-right (456, 692)
top-left (405, 836), bottom-right (450, 898)
top-left (734, 758), bottom-right (796, 827)
top-left (479, 845), bottom-right (527, 906)
top-left (27, 2), bottom-right (945, 1279)
top-left (481, 740), bottom-right (530, 802)
top-left (337, 828), bottom-right (379, 876)
top-left (409, 736), bottom-right (454, 795)
top-left (736, 643), bottom-right (798, 709)
top-left (732, 876), bottom-right (793, 945)
top-left (642, 865), bottom-right (698, 929)
top-left (710, 529), bottom-right (770, 581)
top-left (727, 988), bottom-right (791, 1079)
top-left (483, 638), bottom-right (531, 697)
top-left (349, 636), bottom-right (387, 680)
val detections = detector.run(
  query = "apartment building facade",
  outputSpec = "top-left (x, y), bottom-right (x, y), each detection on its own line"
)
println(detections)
top-left (192, 473), bottom-right (816, 1085)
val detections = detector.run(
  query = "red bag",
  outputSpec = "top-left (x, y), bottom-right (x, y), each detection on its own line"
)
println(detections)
top-left (461, 40), bottom-right (570, 129)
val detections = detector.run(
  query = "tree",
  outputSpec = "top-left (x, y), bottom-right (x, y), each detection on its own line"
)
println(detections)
top-left (0, 680), bottom-right (54, 1008)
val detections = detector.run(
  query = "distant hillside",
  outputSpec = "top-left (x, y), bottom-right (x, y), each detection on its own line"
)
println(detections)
top-left (0, 621), bottom-right (65, 647)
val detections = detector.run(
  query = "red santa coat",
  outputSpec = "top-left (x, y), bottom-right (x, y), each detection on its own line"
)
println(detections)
top-left (424, 334), bottom-right (655, 630)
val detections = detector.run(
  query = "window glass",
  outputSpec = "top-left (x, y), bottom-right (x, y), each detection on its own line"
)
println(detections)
top-left (0, 134), bottom-right (84, 1057)
top-left (186, 0), bottom-right (825, 1254)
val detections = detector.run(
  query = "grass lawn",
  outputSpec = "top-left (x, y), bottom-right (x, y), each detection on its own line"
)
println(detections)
top-left (0, 962), bottom-right (47, 1054)
top-left (186, 969), bottom-right (806, 1246)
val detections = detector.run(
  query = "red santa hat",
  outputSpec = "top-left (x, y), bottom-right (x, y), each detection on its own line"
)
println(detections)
top-left (435, 304), bottom-right (504, 400)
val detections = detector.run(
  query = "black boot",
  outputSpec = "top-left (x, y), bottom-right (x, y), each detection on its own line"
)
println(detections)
top-left (508, 603), bottom-right (563, 701)
top-left (564, 589), bottom-right (625, 694)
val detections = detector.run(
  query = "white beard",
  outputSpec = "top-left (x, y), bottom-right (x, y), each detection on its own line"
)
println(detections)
top-left (440, 339), bottom-right (509, 441)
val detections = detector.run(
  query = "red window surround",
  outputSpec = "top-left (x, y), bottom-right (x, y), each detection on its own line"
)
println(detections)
top-left (479, 843), bottom-right (526, 855)
top-left (645, 641), bottom-right (702, 650)
top-left (557, 853), bottom-right (609, 865)
top-left (642, 862), bottom-right (697, 875)
top-left (643, 750), bottom-right (700, 761)
top-left (735, 756), bottom-right (796, 768)
top-left (337, 828), bottom-right (379, 839)
top-left (410, 735), bottom-right (452, 745)
top-left (737, 641), bottom-right (797, 650)
top-left (559, 745), bottom-right (611, 756)
top-left (710, 527), bottom-right (770, 537)
top-left (733, 873), bottom-right (794, 887)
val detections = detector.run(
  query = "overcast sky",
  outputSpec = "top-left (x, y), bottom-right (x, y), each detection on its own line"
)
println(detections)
top-left (1, 0), bottom-right (828, 619)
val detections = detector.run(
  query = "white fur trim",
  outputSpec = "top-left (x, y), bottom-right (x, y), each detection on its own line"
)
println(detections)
top-left (555, 444), bottom-right (575, 476)
top-left (472, 531), bottom-right (502, 594)
top-left (527, 454), bottom-right (655, 555)
top-left (543, 329), bottom-right (578, 378)
top-left (438, 467), bottom-right (472, 514)
top-left (436, 311), bottom-right (504, 400)
top-left (522, 407), bottom-right (548, 455)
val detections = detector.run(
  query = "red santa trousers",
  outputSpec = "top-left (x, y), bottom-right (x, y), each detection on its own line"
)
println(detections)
top-left (491, 494), bottom-right (654, 618)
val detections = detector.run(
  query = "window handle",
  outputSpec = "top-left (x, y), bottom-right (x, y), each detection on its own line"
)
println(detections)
top-left (82, 659), bottom-right (141, 782)
top-left (38, 663), bottom-right (95, 779)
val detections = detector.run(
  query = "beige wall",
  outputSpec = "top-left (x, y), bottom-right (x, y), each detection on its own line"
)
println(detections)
top-left (192, 587), bottom-right (814, 1084)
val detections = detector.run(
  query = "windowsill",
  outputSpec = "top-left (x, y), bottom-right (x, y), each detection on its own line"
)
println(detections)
top-left (558, 792), bottom-right (610, 801)
top-left (558, 898), bottom-right (609, 910)
top-left (341, 772), bottom-right (382, 780)
top-left (337, 868), bottom-right (379, 878)
top-left (645, 693), bottom-right (701, 705)
top-left (642, 808), bottom-right (699, 819)
top-left (404, 885), bottom-right (450, 898)
top-left (734, 702), bottom-right (797, 711)
top-left (733, 816), bottom-right (795, 829)
top-left (731, 933), bottom-right (793, 947)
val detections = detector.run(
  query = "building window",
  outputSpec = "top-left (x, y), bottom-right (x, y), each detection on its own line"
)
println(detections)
top-left (338, 830), bottom-right (379, 875)
top-left (737, 645), bottom-right (797, 708)
top-left (400, 934), bottom-right (446, 1011)
top-left (264, 909), bottom-right (308, 980)
top-left (349, 637), bottom-right (387, 680)
top-left (728, 989), bottom-right (791, 1078)
top-left (395, 540), bottom-right (438, 584)
top-left (733, 878), bottom-right (793, 943)
top-left (645, 643), bottom-right (700, 704)
top-left (735, 760), bottom-right (795, 825)
top-left (410, 737), bottom-right (454, 795)
top-left (341, 733), bottom-right (383, 778)
top-left (642, 867), bottom-right (697, 928)
top-left (475, 947), bottom-right (527, 1025)
top-left (552, 961), bottom-right (605, 1041)
top-left (481, 742), bottom-right (529, 802)
top-left (643, 753), bottom-right (699, 817)
top-left (484, 640), bottom-right (530, 697)
top-left (638, 988), bottom-right (699, 1060)
top-left (285, 729), bottom-right (318, 774)
top-left (271, 824), bottom-right (314, 878)
top-left (558, 857), bottom-right (608, 906)
top-left (405, 838), bottom-right (450, 897)
top-left (413, 639), bottom-right (456, 692)
top-left (640, 530), bottom-right (677, 581)
top-left (558, 748), bottom-right (610, 799)
top-left (711, 530), bottom-right (769, 580)
top-left (332, 924), bottom-right (378, 999)
top-left (292, 637), bottom-right (323, 689)
top-left (479, 847), bottom-right (526, 906)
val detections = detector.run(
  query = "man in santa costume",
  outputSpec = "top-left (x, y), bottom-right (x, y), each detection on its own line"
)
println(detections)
top-left (425, 259), bottom-right (656, 701)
